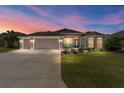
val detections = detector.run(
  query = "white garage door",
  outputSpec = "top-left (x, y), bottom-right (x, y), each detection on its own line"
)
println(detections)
top-left (34, 38), bottom-right (59, 49)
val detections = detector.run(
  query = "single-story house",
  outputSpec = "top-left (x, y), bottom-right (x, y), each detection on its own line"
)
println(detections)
top-left (19, 29), bottom-right (105, 50)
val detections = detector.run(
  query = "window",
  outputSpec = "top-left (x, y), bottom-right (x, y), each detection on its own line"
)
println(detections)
top-left (88, 37), bottom-right (94, 48)
top-left (97, 37), bottom-right (103, 48)
top-left (64, 38), bottom-right (73, 48)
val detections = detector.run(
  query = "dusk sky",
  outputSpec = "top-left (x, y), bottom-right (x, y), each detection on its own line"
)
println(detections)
top-left (0, 5), bottom-right (124, 34)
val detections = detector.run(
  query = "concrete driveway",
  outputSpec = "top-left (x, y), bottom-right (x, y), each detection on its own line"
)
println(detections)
top-left (0, 49), bottom-right (66, 88)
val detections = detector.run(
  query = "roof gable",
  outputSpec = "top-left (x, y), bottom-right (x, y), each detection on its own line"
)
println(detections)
top-left (55, 28), bottom-right (82, 34)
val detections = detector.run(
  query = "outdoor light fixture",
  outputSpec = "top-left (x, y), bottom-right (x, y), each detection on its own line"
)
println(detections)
top-left (19, 39), bottom-right (23, 43)
top-left (30, 39), bottom-right (34, 43)
top-left (59, 39), bottom-right (63, 42)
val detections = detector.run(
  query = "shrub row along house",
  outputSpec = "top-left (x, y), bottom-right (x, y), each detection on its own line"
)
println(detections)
top-left (19, 29), bottom-right (105, 50)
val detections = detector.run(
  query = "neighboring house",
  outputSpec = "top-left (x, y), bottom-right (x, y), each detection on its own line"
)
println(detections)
top-left (111, 30), bottom-right (124, 39)
top-left (111, 30), bottom-right (124, 48)
top-left (19, 29), bottom-right (105, 50)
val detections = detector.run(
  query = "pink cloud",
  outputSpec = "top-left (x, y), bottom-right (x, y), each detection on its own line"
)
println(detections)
top-left (100, 14), bottom-right (124, 25)
top-left (57, 14), bottom-right (88, 26)
top-left (28, 6), bottom-right (124, 26)
top-left (0, 7), bottom-right (63, 34)
top-left (26, 6), bottom-right (50, 17)
top-left (88, 9), bottom-right (124, 25)
top-left (26, 6), bottom-right (88, 32)
top-left (2, 6), bottom-right (124, 34)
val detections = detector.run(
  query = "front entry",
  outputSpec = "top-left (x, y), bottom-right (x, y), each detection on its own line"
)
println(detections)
top-left (63, 36), bottom-right (80, 48)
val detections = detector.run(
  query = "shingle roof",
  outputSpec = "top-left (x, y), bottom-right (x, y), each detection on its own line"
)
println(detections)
top-left (111, 30), bottom-right (124, 38)
top-left (28, 31), bottom-right (59, 36)
top-left (55, 28), bottom-right (82, 34)
top-left (16, 32), bottom-right (27, 37)
top-left (85, 31), bottom-right (103, 36)
top-left (28, 29), bottom-right (103, 36)
top-left (28, 29), bottom-right (83, 36)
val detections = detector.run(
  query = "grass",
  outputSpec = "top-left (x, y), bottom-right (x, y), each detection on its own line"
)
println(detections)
top-left (0, 47), bottom-right (14, 53)
top-left (61, 51), bottom-right (124, 88)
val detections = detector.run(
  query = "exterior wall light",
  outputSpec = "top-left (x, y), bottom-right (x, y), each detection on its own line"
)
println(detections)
top-left (30, 39), bottom-right (34, 43)
top-left (59, 38), bottom-right (63, 42)
top-left (19, 39), bottom-right (23, 43)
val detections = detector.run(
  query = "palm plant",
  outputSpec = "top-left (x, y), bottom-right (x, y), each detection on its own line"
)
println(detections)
top-left (0, 30), bottom-right (18, 48)
top-left (5, 30), bottom-right (18, 48)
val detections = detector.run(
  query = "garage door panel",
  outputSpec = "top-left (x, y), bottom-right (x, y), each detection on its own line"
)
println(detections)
top-left (35, 39), bottom-right (59, 49)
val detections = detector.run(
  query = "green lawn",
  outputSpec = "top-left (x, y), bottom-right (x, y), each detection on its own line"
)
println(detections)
top-left (0, 47), bottom-right (14, 53)
top-left (61, 51), bottom-right (124, 88)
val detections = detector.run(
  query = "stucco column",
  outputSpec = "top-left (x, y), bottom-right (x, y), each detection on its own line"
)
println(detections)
top-left (85, 37), bottom-right (87, 49)
top-left (30, 37), bottom-right (35, 50)
top-left (94, 36), bottom-right (97, 49)
top-left (59, 37), bottom-right (64, 50)
top-left (33, 38), bottom-right (35, 49)
top-left (59, 38), bottom-right (60, 50)
top-left (20, 38), bottom-right (24, 49)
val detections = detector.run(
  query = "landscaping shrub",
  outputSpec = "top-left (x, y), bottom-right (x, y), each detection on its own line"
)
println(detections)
top-left (105, 37), bottom-right (123, 51)
top-left (62, 50), bottom-right (68, 54)
top-left (78, 48), bottom-right (83, 53)
top-left (13, 41), bottom-right (20, 48)
top-left (71, 49), bottom-right (78, 54)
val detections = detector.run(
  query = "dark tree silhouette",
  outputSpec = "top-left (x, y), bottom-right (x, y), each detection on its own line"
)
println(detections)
top-left (105, 37), bottom-right (123, 51)
top-left (0, 30), bottom-right (18, 48)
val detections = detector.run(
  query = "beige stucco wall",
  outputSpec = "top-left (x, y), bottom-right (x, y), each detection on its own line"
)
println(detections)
top-left (82, 36), bottom-right (104, 49)
top-left (96, 37), bottom-right (103, 48)
top-left (23, 39), bottom-right (31, 49)
top-left (20, 35), bottom-right (104, 49)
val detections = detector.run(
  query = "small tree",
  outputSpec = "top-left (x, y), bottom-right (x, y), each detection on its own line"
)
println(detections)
top-left (4, 30), bottom-right (18, 48)
top-left (105, 37), bottom-right (123, 51)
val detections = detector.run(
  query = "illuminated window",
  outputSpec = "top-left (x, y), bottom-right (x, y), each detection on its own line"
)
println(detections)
top-left (64, 38), bottom-right (73, 48)
top-left (97, 37), bottom-right (103, 48)
top-left (88, 37), bottom-right (94, 48)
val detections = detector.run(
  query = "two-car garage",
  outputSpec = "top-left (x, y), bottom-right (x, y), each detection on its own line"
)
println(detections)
top-left (20, 37), bottom-right (61, 50)
top-left (34, 38), bottom-right (59, 49)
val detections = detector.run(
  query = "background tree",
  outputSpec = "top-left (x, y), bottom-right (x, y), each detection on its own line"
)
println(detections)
top-left (105, 37), bottom-right (123, 51)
